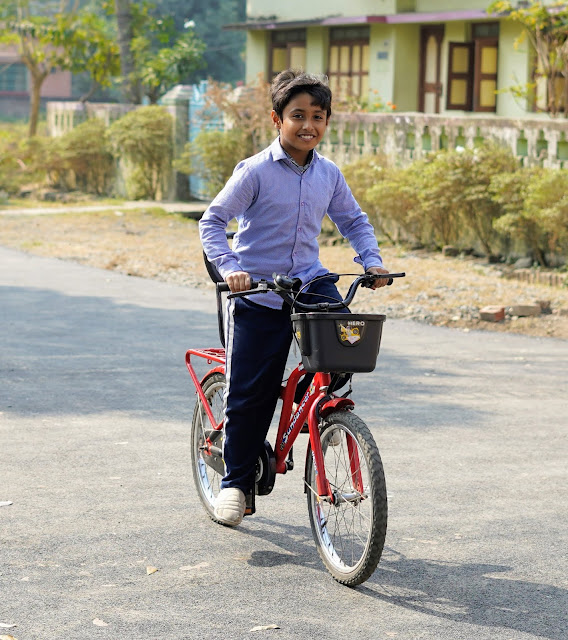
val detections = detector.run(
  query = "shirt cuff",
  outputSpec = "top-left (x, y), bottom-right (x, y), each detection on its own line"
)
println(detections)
top-left (353, 254), bottom-right (383, 270)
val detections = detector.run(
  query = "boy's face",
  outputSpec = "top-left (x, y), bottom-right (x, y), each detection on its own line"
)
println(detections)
top-left (271, 92), bottom-right (329, 165)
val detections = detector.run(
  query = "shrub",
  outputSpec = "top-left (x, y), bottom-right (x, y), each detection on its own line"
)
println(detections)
top-left (459, 142), bottom-right (519, 255)
top-left (0, 128), bottom-right (49, 195)
top-left (365, 162), bottom-right (425, 245)
top-left (176, 127), bottom-right (251, 198)
top-left (342, 154), bottom-right (396, 240)
top-left (492, 167), bottom-right (568, 265)
top-left (108, 106), bottom-right (173, 200)
top-left (59, 118), bottom-right (115, 195)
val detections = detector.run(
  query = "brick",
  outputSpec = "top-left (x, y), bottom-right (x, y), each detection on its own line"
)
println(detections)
top-left (480, 306), bottom-right (505, 322)
top-left (507, 304), bottom-right (541, 317)
top-left (442, 245), bottom-right (460, 257)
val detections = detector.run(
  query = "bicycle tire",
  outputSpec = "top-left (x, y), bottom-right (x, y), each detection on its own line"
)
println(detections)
top-left (305, 410), bottom-right (387, 586)
top-left (190, 372), bottom-right (226, 520)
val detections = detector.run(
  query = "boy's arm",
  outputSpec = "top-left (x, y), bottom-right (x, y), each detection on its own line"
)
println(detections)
top-left (327, 170), bottom-right (386, 278)
top-left (199, 165), bottom-right (255, 287)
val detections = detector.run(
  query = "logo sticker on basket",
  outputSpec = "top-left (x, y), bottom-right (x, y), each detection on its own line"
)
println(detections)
top-left (336, 320), bottom-right (366, 345)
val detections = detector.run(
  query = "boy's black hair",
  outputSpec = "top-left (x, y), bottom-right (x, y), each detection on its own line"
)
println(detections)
top-left (270, 69), bottom-right (332, 120)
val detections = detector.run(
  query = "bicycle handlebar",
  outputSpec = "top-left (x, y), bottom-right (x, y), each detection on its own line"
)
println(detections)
top-left (218, 272), bottom-right (406, 312)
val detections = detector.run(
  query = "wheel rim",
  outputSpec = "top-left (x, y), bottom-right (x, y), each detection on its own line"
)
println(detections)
top-left (193, 377), bottom-right (225, 509)
top-left (311, 426), bottom-right (374, 574)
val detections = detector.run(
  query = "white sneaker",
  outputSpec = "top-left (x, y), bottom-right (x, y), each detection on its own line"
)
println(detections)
top-left (214, 488), bottom-right (246, 526)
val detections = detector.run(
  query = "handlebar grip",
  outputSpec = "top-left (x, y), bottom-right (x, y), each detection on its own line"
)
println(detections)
top-left (362, 272), bottom-right (405, 288)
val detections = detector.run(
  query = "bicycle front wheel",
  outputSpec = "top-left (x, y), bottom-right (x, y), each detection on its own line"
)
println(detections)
top-left (190, 372), bottom-right (226, 520)
top-left (306, 410), bottom-right (387, 586)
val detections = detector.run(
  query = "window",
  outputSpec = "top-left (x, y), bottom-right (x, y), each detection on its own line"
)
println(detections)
top-left (447, 43), bottom-right (473, 110)
top-left (270, 30), bottom-right (306, 78)
top-left (0, 62), bottom-right (27, 93)
top-left (447, 23), bottom-right (499, 112)
top-left (328, 26), bottom-right (369, 100)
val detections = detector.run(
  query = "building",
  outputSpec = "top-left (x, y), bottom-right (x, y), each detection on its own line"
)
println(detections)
top-left (0, 45), bottom-right (73, 120)
top-left (226, 0), bottom-right (558, 118)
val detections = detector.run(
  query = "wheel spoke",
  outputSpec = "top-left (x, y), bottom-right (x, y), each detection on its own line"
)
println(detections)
top-left (191, 374), bottom-right (226, 518)
top-left (307, 411), bottom-right (387, 586)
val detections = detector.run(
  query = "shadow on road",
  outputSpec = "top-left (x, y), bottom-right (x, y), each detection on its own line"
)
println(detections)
top-left (233, 518), bottom-right (565, 640)
top-left (361, 549), bottom-right (567, 640)
top-left (1, 284), bottom-right (487, 432)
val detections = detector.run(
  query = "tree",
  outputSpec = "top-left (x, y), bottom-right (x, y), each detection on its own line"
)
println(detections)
top-left (106, 0), bottom-right (206, 104)
top-left (152, 0), bottom-right (246, 84)
top-left (113, 0), bottom-right (140, 103)
top-left (0, 0), bottom-right (119, 136)
top-left (489, 0), bottom-right (568, 117)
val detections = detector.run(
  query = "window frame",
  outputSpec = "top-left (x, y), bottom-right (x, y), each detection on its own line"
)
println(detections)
top-left (473, 36), bottom-right (499, 112)
top-left (446, 42), bottom-right (474, 111)
top-left (327, 27), bottom-right (370, 100)
top-left (0, 61), bottom-right (28, 95)
top-left (269, 30), bottom-right (306, 79)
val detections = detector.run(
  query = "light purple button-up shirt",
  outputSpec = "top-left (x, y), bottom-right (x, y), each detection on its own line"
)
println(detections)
top-left (199, 137), bottom-right (383, 308)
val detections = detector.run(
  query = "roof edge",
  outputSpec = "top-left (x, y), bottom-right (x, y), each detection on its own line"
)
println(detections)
top-left (224, 10), bottom-right (491, 31)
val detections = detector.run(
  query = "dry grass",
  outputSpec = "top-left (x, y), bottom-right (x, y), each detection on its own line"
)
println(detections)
top-left (1, 207), bottom-right (567, 339)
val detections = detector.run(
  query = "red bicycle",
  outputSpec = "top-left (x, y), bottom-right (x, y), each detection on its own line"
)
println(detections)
top-left (186, 271), bottom-right (405, 586)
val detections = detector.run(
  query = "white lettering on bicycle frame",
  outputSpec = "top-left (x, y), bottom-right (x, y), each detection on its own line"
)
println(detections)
top-left (280, 386), bottom-right (312, 451)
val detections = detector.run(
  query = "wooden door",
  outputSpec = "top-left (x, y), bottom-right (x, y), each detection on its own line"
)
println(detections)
top-left (419, 25), bottom-right (444, 113)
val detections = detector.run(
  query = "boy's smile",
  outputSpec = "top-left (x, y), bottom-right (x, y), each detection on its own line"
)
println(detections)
top-left (272, 92), bottom-right (329, 166)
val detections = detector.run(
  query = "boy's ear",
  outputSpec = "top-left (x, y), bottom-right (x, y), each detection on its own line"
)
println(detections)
top-left (271, 109), bottom-right (281, 129)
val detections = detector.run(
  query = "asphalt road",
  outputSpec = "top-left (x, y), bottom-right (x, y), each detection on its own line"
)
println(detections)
top-left (1, 246), bottom-right (567, 640)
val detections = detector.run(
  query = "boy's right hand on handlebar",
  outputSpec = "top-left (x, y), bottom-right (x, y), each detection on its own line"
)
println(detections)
top-left (225, 270), bottom-right (251, 293)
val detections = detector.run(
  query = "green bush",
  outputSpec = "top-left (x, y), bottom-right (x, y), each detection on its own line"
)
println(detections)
top-left (492, 167), bottom-right (568, 265)
top-left (59, 118), bottom-right (115, 195)
top-left (341, 155), bottom-right (395, 240)
top-left (366, 162), bottom-right (424, 245)
top-left (0, 128), bottom-right (49, 195)
top-left (176, 127), bottom-right (251, 198)
top-left (109, 106), bottom-right (173, 200)
top-left (343, 142), bottom-right (522, 253)
top-left (458, 142), bottom-right (519, 255)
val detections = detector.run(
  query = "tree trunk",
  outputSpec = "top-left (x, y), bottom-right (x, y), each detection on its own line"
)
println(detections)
top-left (27, 69), bottom-right (48, 137)
top-left (114, 0), bottom-right (141, 104)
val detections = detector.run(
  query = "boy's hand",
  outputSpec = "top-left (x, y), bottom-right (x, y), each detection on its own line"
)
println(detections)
top-left (366, 266), bottom-right (391, 290)
top-left (226, 270), bottom-right (251, 293)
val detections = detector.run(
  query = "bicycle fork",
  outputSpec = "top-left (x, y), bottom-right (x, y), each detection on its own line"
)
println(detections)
top-left (303, 381), bottom-right (362, 505)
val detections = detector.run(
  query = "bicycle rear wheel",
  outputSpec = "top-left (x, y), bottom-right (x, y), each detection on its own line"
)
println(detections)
top-left (305, 410), bottom-right (387, 586)
top-left (190, 372), bottom-right (226, 520)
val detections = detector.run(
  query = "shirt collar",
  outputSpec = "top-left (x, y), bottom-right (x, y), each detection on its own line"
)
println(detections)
top-left (270, 137), bottom-right (317, 172)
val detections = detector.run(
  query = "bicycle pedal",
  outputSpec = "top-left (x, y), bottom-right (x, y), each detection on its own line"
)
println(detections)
top-left (244, 490), bottom-right (255, 516)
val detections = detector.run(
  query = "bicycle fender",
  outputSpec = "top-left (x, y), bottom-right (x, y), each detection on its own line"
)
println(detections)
top-left (319, 397), bottom-right (354, 417)
top-left (200, 366), bottom-right (225, 387)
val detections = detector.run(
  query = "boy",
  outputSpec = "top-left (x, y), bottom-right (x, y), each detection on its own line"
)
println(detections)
top-left (199, 69), bottom-right (389, 526)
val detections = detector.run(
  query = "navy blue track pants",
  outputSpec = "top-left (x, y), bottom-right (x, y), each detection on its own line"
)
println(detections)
top-left (221, 277), bottom-right (348, 493)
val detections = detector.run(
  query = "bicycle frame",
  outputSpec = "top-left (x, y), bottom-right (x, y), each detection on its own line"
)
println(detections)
top-left (185, 347), bottom-right (357, 500)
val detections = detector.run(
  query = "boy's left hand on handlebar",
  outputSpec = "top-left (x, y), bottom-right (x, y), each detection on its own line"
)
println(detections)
top-left (366, 266), bottom-right (391, 289)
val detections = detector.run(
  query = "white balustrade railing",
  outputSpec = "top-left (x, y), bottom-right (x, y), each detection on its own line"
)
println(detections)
top-left (319, 112), bottom-right (568, 169)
